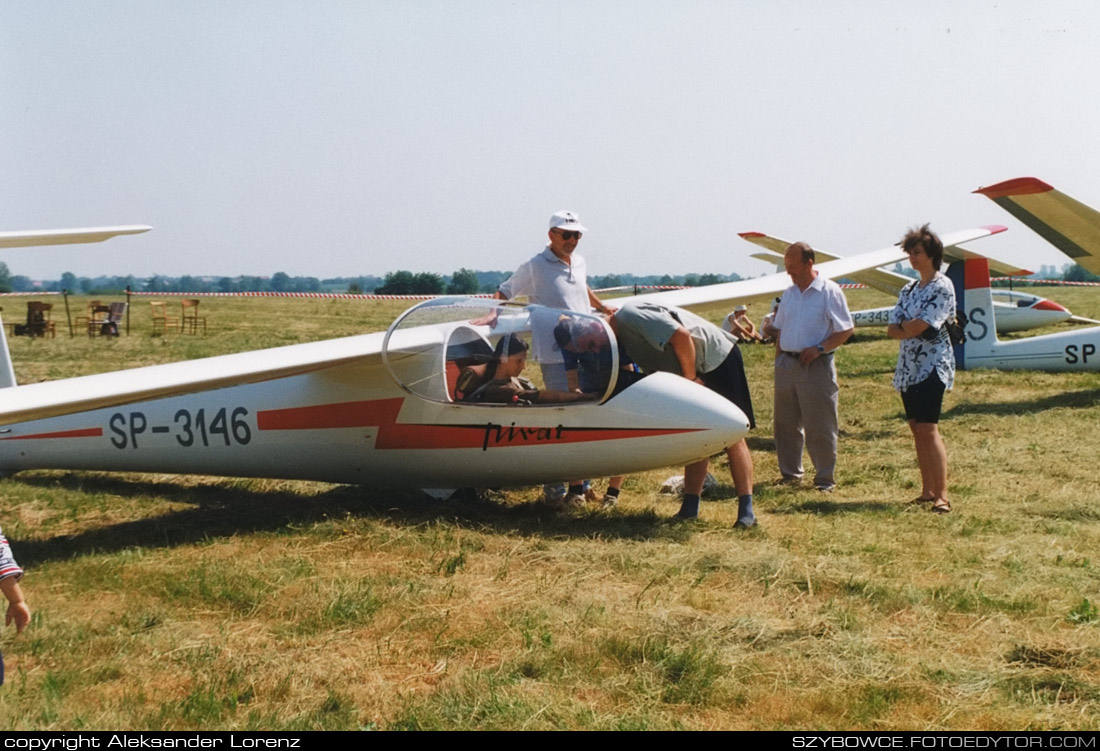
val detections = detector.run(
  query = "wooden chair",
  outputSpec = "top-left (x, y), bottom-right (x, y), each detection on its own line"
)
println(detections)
top-left (90, 302), bottom-right (126, 337)
top-left (150, 301), bottom-right (179, 334)
top-left (85, 304), bottom-right (111, 337)
top-left (75, 300), bottom-right (102, 334)
top-left (25, 302), bottom-right (56, 338)
top-left (180, 299), bottom-right (206, 335)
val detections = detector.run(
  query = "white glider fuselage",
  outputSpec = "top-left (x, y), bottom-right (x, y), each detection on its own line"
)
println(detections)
top-left (0, 309), bottom-right (749, 488)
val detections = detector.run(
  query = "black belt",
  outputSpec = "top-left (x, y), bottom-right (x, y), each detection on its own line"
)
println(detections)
top-left (781, 350), bottom-right (832, 358)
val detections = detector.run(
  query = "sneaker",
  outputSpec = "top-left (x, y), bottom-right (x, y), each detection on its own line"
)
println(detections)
top-left (814, 484), bottom-right (835, 493)
top-left (561, 493), bottom-right (587, 508)
top-left (541, 489), bottom-right (567, 505)
top-left (600, 493), bottom-right (619, 508)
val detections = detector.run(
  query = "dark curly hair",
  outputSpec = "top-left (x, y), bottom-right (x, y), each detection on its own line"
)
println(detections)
top-left (901, 223), bottom-right (944, 270)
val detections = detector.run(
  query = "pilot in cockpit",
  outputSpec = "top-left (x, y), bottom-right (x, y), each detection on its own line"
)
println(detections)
top-left (468, 334), bottom-right (596, 405)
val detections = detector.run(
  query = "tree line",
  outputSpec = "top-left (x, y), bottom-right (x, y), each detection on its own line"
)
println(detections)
top-left (0, 262), bottom-right (1095, 296)
top-left (371, 270), bottom-right (747, 295)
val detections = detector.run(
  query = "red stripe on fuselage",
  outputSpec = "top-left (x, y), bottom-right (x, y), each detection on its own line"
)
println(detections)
top-left (256, 398), bottom-right (702, 450)
top-left (0, 427), bottom-right (103, 441)
top-left (256, 398), bottom-right (401, 430)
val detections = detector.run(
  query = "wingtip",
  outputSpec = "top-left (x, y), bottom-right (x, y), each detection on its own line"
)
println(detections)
top-left (982, 224), bottom-right (1009, 235)
top-left (974, 177), bottom-right (1053, 198)
top-left (738, 231), bottom-right (765, 239)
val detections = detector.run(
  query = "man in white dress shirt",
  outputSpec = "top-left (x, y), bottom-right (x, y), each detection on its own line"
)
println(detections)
top-left (764, 242), bottom-right (854, 491)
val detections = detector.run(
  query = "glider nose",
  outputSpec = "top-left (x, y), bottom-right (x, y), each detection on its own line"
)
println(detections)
top-left (607, 372), bottom-right (750, 467)
top-left (1034, 299), bottom-right (1069, 313)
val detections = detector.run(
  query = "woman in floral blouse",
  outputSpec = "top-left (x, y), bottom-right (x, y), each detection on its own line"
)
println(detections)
top-left (887, 225), bottom-right (955, 514)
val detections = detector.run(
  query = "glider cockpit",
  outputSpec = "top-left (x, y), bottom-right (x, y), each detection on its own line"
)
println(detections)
top-left (382, 298), bottom-right (619, 406)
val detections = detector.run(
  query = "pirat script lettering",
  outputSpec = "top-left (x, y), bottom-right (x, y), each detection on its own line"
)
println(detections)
top-left (481, 422), bottom-right (566, 450)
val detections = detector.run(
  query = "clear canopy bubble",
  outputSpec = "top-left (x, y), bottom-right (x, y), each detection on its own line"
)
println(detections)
top-left (382, 297), bottom-right (618, 405)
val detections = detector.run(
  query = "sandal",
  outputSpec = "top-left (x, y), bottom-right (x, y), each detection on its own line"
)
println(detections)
top-left (931, 500), bottom-right (951, 514)
top-left (910, 496), bottom-right (935, 504)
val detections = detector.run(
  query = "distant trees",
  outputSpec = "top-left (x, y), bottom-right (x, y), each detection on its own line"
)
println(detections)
top-left (144, 275), bottom-right (168, 293)
top-left (177, 275), bottom-right (210, 293)
top-left (374, 271), bottom-right (414, 294)
top-left (447, 268), bottom-right (481, 295)
top-left (270, 272), bottom-right (292, 292)
top-left (1063, 263), bottom-right (1100, 283)
top-left (374, 271), bottom-right (445, 295)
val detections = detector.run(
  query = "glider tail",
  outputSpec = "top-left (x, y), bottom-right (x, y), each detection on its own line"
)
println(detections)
top-left (946, 258), bottom-right (998, 371)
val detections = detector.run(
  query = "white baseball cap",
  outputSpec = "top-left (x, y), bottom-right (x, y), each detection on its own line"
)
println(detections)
top-left (549, 210), bottom-right (587, 233)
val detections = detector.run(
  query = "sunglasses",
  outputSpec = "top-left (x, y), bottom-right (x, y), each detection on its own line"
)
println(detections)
top-left (553, 230), bottom-right (582, 240)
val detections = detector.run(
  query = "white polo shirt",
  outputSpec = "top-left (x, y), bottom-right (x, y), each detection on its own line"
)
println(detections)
top-left (499, 246), bottom-right (592, 361)
top-left (498, 246), bottom-right (590, 311)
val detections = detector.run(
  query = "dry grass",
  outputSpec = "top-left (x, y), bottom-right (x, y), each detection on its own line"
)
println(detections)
top-left (0, 288), bottom-right (1098, 729)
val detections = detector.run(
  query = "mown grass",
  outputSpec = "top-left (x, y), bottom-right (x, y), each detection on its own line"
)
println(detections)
top-left (0, 288), bottom-right (1098, 730)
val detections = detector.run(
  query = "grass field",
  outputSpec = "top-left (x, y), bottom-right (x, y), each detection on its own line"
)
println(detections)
top-left (0, 288), bottom-right (1098, 730)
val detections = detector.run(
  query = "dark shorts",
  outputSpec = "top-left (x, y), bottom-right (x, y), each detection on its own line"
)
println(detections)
top-left (900, 372), bottom-right (946, 424)
top-left (700, 345), bottom-right (756, 429)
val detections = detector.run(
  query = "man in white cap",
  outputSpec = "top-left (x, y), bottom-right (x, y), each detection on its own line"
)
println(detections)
top-left (495, 211), bottom-right (615, 390)
top-left (722, 304), bottom-right (763, 343)
top-left (494, 211), bottom-right (616, 506)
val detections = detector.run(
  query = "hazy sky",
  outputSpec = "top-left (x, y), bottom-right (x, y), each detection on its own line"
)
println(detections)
top-left (3, 1), bottom-right (1098, 280)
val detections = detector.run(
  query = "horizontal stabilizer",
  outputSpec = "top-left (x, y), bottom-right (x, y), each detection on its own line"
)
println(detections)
top-left (749, 250), bottom-right (785, 266)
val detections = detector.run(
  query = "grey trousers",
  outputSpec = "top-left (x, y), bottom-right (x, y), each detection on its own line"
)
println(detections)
top-left (773, 353), bottom-right (839, 488)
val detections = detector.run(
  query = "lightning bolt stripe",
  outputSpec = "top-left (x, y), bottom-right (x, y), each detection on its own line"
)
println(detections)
top-left (256, 398), bottom-right (702, 450)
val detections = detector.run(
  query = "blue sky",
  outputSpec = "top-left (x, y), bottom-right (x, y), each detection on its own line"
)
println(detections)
top-left (2, 1), bottom-right (1098, 280)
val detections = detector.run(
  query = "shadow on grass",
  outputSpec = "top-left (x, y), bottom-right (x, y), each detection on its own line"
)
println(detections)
top-left (13, 472), bottom-right (693, 565)
top-left (767, 498), bottom-right (897, 515)
top-left (1034, 505), bottom-right (1100, 523)
top-left (746, 435), bottom-right (774, 452)
top-left (945, 388), bottom-right (1100, 418)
